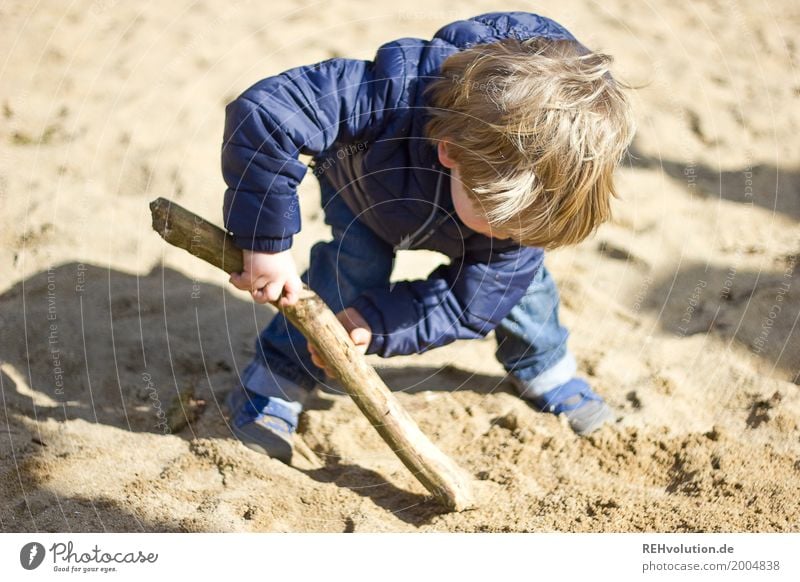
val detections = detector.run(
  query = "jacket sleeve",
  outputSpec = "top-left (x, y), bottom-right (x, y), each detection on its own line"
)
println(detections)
top-left (349, 246), bottom-right (544, 357)
top-left (222, 58), bottom-right (395, 252)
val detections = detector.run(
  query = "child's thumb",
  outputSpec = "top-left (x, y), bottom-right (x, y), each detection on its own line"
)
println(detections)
top-left (349, 328), bottom-right (370, 349)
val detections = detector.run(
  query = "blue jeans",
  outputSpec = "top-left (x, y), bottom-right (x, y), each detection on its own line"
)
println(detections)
top-left (242, 178), bottom-right (576, 404)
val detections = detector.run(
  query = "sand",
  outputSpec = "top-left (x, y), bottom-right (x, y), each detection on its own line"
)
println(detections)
top-left (1, 0), bottom-right (798, 532)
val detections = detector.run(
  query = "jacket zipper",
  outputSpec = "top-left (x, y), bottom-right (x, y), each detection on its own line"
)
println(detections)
top-left (393, 167), bottom-right (445, 252)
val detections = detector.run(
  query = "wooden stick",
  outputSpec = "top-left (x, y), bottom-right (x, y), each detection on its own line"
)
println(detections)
top-left (150, 198), bottom-right (474, 511)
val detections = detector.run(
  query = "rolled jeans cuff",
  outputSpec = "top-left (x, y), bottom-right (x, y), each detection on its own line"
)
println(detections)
top-left (241, 357), bottom-right (309, 407)
top-left (512, 351), bottom-right (577, 399)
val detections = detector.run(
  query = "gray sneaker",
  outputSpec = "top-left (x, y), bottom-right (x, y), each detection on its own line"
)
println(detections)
top-left (513, 377), bottom-right (614, 435)
top-left (225, 386), bottom-right (299, 463)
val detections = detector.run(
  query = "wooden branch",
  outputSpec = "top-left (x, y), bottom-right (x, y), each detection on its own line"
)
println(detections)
top-left (150, 198), bottom-right (244, 274)
top-left (149, 197), bottom-right (474, 511)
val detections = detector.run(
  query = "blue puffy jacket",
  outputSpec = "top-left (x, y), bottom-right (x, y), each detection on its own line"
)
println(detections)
top-left (222, 12), bottom-right (579, 357)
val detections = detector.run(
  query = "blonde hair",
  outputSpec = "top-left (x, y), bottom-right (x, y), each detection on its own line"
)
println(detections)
top-left (425, 38), bottom-right (635, 248)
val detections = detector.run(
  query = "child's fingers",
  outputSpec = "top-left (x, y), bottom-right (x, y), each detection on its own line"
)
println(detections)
top-left (229, 272), bottom-right (251, 291)
top-left (278, 276), bottom-right (303, 307)
top-left (251, 275), bottom-right (268, 291)
top-left (349, 328), bottom-right (371, 352)
top-left (308, 344), bottom-right (332, 376)
top-left (264, 281), bottom-right (284, 303)
top-left (230, 270), bottom-right (264, 292)
top-left (309, 346), bottom-right (323, 369)
top-left (251, 288), bottom-right (269, 304)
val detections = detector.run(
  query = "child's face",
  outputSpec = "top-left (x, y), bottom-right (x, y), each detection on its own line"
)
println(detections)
top-left (438, 140), bottom-right (510, 240)
top-left (448, 166), bottom-right (512, 241)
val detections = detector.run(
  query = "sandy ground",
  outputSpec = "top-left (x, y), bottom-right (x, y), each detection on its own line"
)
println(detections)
top-left (1, 0), bottom-right (799, 532)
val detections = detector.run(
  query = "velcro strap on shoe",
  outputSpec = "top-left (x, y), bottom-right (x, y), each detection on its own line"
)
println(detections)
top-left (534, 378), bottom-right (602, 415)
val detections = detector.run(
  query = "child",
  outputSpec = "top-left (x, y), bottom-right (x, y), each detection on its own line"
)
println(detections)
top-left (222, 12), bottom-right (635, 461)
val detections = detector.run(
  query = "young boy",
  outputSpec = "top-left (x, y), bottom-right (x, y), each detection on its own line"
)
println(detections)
top-left (222, 12), bottom-right (635, 462)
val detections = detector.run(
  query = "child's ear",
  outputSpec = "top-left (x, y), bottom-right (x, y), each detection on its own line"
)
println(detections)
top-left (437, 140), bottom-right (458, 169)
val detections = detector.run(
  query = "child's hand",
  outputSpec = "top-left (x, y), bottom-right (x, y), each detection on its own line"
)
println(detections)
top-left (308, 307), bottom-right (372, 377)
top-left (229, 249), bottom-right (303, 307)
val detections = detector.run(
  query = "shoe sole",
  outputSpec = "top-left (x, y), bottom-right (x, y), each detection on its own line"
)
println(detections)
top-left (229, 422), bottom-right (293, 463)
top-left (224, 389), bottom-right (294, 463)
